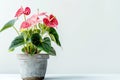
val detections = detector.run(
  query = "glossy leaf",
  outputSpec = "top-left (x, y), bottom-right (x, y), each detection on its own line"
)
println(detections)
top-left (38, 23), bottom-right (49, 35)
top-left (31, 33), bottom-right (42, 50)
top-left (49, 34), bottom-right (56, 42)
top-left (48, 47), bottom-right (56, 56)
top-left (9, 35), bottom-right (24, 51)
top-left (42, 37), bottom-right (51, 52)
top-left (0, 19), bottom-right (17, 32)
top-left (49, 28), bottom-right (61, 46)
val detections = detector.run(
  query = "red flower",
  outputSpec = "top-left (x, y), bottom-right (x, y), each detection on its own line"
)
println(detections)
top-left (24, 7), bottom-right (31, 15)
top-left (43, 14), bottom-right (58, 28)
top-left (20, 21), bottom-right (31, 29)
top-left (15, 7), bottom-right (24, 17)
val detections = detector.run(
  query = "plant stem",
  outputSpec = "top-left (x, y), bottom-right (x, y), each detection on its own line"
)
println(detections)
top-left (13, 26), bottom-right (19, 35)
top-left (13, 26), bottom-right (27, 53)
top-left (24, 14), bottom-right (26, 21)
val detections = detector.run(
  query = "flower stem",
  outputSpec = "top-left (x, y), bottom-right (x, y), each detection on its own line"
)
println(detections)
top-left (24, 14), bottom-right (26, 21)
top-left (13, 26), bottom-right (19, 35)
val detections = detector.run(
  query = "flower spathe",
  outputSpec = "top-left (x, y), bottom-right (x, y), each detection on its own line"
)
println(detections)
top-left (24, 7), bottom-right (31, 15)
top-left (43, 14), bottom-right (58, 28)
top-left (15, 7), bottom-right (24, 17)
top-left (20, 21), bottom-right (31, 29)
top-left (27, 14), bottom-right (40, 26)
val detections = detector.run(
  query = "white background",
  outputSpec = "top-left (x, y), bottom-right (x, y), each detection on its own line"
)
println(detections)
top-left (0, 0), bottom-right (120, 74)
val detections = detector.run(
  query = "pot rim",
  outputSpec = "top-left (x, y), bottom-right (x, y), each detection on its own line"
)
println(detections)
top-left (17, 54), bottom-right (49, 60)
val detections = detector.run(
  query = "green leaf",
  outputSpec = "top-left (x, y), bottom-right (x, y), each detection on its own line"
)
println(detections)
top-left (31, 33), bottom-right (42, 50)
top-left (49, 28), bottom-right (61, 46)
top-left (9, 48), bottom-right (14, 52)
top-left (38, 23), bottom-right (49, 35)
top-left (21, 46), bottom-right (26, 52)
top-left (49, 34), bottom-right (56, 42)
top-left (0, 19), bottom-right (17, 32)
top-left (48, 47), bottom-right (56, 56)
top-left (21, 30), bottom-right (31, 42)
top-left (42, 37), bottom-right (51, 52)
top-left (34, 29), bottom-right (40, 33)
top-left (43, 37), bottom-right (51, 46)
top-left (9, 35), bottom-right (25, 52)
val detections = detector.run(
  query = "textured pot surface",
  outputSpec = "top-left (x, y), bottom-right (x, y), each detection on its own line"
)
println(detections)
top-left (17, 54), bottom-right (49, 80)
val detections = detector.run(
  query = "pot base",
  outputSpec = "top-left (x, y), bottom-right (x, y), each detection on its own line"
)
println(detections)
top-left (23, 77), bottom-right (44, 80)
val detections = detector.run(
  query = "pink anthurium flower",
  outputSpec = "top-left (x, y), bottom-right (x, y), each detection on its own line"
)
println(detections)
top-left (20, 21), bottom-right (31, 29)
top-left (43, 14), bottom-right (58, 28)
top-left (27, 14), bottom-right (40, 26)
top-left (23, 7), bottom-right (31, 15)
top-left (15, 7), bottom-right (24, 17)
top-left (20, 14), bottom-right (41, 30)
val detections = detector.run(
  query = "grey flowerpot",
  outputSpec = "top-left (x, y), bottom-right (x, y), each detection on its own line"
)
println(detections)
top-left (17, 54), bottom-right (49, 80)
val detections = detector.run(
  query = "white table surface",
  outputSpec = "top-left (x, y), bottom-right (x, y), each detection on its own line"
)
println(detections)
top-left (1, 74), bottom-right (120, 80)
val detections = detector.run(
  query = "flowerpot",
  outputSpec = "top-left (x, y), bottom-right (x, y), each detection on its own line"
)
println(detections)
top-left (17, 54), bottom-right (49, 80)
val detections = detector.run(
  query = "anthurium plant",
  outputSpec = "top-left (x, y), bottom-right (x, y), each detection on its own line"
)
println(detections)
top-left (0, 6), bottom-right (61, 56)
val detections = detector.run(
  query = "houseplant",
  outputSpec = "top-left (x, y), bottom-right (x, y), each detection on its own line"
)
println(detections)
top-left (0, 6), bottom-right (61, 80)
